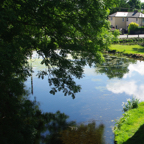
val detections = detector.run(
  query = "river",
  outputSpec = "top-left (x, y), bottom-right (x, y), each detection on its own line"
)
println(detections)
top-left (25, 52), bottom-right (144, 144)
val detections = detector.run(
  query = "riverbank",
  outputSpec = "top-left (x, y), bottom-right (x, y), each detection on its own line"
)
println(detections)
top-left (114, 102), bottom-right (144, 144)
top-left (108, 44), bottom-right (144, 60)
top-left (110, 44), bottom-right (144, 55)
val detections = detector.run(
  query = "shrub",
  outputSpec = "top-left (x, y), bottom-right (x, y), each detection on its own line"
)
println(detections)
top-left (128, 22), bottom-right (139, 34)
top-left (112, 29), bottom-right (121, 42)
top-left (113, 29), bottom-right (121, 37)
top-left (122, 97), bottom-right (139, 112)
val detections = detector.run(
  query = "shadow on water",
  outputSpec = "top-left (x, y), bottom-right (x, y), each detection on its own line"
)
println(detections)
top-left (122, 124), bottom-right (144, 144)
top-left (95, 55), bottom-right (136, 79)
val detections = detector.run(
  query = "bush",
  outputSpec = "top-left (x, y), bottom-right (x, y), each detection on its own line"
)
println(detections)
top-left (112, 29), bottom-right (121, 43)
top-left (122, 97), bottom-right (139, 112)
top-left (128, 22), bottom-right (139, 34)
top-left (113, 29), bottom-right (121, 37)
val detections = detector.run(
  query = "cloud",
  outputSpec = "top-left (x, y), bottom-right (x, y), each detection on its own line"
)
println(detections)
top-left (91, 79), bottom-right (102, 81)
top-left (107, 80), bottom-right (144, 101)
top-left (123, 61), bottom-right (144, 78)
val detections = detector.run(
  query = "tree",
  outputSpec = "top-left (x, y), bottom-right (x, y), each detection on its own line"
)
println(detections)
top-left (109, 0), bottom-right (130, 15)
top-left (0, 0), bottom-right (114, 142)
top-left (128, 0), bottom-right (141, 9)
top-left (141, 2), bottom-right (144, 9)
top-left (0, 0), bottom-right (114, 99)
top-left (128, 22), bottom-right (139, 34)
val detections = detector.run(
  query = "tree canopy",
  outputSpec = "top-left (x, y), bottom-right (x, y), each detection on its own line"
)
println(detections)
top-left (110, 0), bottom-right (141, 15)
top-left (0, 0), bottom-right (114, 143)
top-left (0, 0), bottom-right (114, 99)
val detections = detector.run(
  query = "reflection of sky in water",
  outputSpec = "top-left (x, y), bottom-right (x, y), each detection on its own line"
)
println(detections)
top-left (107, 60), bottom-right (144, 101)
top-left (25, 53), bottom-right (144, 144)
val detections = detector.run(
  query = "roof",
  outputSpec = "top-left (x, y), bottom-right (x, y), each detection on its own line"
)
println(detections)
top-left (109, 12), bottom-right (144, 18)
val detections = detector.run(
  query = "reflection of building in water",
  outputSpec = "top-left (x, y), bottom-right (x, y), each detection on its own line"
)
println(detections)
top-left (95, 55), bottom-right (136, 79)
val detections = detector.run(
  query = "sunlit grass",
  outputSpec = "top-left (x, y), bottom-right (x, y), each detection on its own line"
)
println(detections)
top-left (114, 102), bottom-right (144, 144)
top-left (109, 45), bottom-right (144, 55)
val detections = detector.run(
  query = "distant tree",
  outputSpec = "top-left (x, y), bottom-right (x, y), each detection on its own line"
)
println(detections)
top-left (110, 0), bottom-right (130, 14)
top-left (128, 0), bottom-right (141, 9)
top-left (141, 2), bottom-right (144, 9)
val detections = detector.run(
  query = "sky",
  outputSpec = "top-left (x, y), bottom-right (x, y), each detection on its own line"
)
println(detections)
top-left (141, 0), bottom-right (144, 2)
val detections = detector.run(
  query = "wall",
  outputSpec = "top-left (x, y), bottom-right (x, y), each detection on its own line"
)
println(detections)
top-left (138, 18), bottom-right (144, 26)
top-left (108, 17), bottom-right (115, 27)
top-left (115, 17), bottom-right (126, 29)
top-left (126, 18), bottom-right (139, 29)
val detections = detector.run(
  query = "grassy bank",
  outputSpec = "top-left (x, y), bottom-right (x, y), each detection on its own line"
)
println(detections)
top-left (114, 102), bottom-right (144, 144)
top-left (109, 44), bottom-right (144, 55)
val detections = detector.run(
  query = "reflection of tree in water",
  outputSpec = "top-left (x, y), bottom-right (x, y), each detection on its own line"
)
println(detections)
top-left (0, 88), bottom-right (105, 144)
top-left (95, 55), bottom-right (136, 79)
top-left (38, 113), bottom-right (105, 144)
top-left (60, 122), bottom-right (105, 144)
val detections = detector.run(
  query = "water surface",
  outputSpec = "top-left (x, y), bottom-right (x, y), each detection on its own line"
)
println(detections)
top-left (25, 52), bottom-right (144, 143)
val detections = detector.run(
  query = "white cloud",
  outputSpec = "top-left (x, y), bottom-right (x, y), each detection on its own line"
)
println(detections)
top-left (107, 80), bottom-right (144, 101)
top-left (123, 61), bottom-right (144, 78)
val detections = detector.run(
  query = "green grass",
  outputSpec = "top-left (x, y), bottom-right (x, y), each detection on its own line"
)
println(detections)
top-left (114, 102), bottom-right (144, 144)
top-left (109, 44), bottom-right (144, 55)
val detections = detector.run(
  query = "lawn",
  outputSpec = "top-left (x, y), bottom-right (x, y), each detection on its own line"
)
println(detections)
top-left (114, 102), bottom-right (144, 144)
top-left (109, 44), bottom-right (144, 55)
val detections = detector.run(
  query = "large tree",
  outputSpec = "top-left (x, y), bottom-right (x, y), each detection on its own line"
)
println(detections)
top-left (0, 0), bottom-right (114, 142)
top-left (128, 0), bottom-right (141, 9)
top-left (0, 0), bottom-right (113, 99)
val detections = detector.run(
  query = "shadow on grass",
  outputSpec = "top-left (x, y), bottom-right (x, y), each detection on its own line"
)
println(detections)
top-left (123, 124), bottom-right (144, 144)
top-left (132, 48), bottom-right (144, 54)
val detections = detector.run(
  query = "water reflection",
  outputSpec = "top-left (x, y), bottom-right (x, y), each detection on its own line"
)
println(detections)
top-left (60, 122), bottom-right (105, 144)
top-left (36, 111), bottom-right (105, 144)
top-left (26, 52), bottom-right (144, 143)
top-left (123, 61), bottom-right (144, 78)
top-left (95, 55), bottom-right (136, 79)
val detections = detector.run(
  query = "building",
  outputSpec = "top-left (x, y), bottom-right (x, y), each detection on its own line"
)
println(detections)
top-left (108, 10), bottom-right (144, 30)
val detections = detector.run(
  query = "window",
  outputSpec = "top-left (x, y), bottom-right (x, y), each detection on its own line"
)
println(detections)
top-left (136, 18), bottom-right (138, 21)
top-left (116, 25), bottom-right (118, 29)
top-left (143, 19), bottom-right (144, 22)
top-left (111, 17), bottom-right (113, 20)
top-left (126, 18), bottom-right (128, 21)
top-left (122, 18), bottom-right (124, 22)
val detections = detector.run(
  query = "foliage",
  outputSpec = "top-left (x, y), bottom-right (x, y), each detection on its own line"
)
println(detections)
top-left (109, 0), bottom-right (130, 14)
top-left (112, 38), bottom-right (144, 44)
top-left (128, 22), bottom-right (139, 34)
top-left (141, 2), bottom-right (144, 9)
top-left (112, 29), bottom-right (121, 42)
top-left (0, 0), bottom-right (113, 99)
top-left (109, 44), bottom-right (144, 55)
top-left (110, 0), bottom-right (141, 14)
top-left (0, 0), bottom-right (114, 143)
top-left (122, 97), bottom-right (139, 112)
top-left (128, 0), bottom-right (141, 9)
top-left (114, 102), bottom-right (144, 144)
